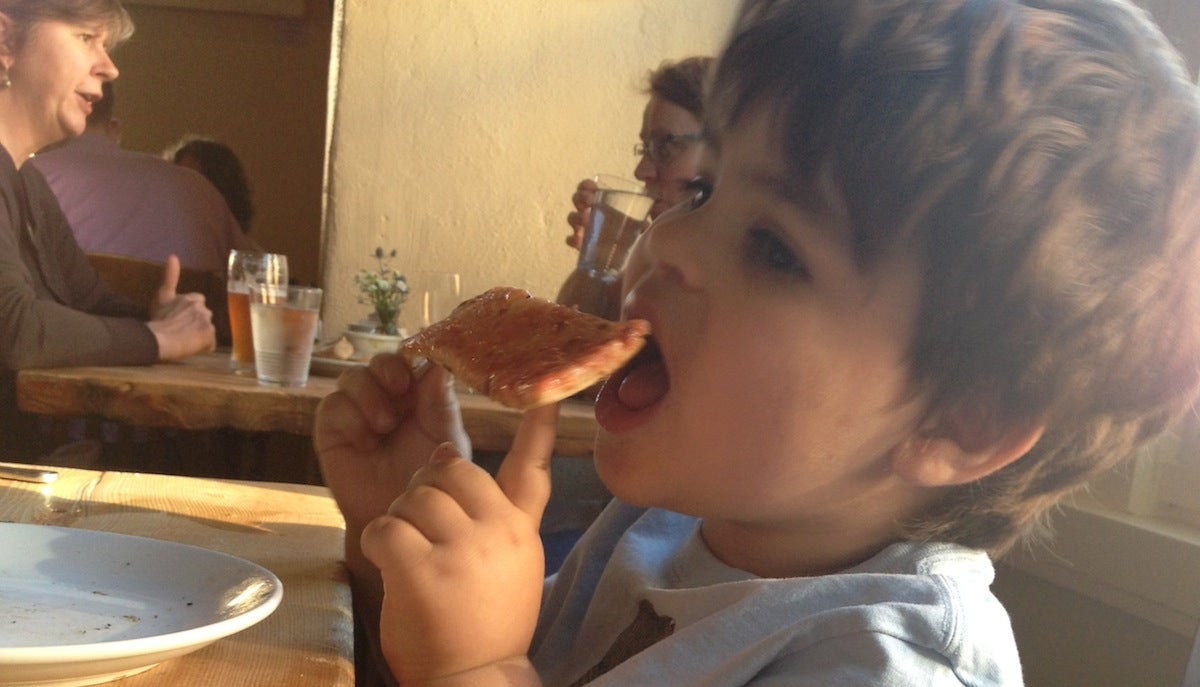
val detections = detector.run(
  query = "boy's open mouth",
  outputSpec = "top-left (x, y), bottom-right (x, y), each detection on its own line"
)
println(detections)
top-left (617, 337), bottom-right (668, 409)
top-left (596, 336), bottom-right (668, 430)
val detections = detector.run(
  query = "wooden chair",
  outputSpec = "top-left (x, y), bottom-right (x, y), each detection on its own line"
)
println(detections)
top-left (85, 252), bottom-right (224, 308)
top-left (76, 253), bottom-right (237, 475)
top-left (85, 252), bottom-right (229, 344)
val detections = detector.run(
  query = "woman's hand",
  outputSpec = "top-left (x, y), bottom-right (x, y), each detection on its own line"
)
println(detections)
top-left (362, 404), bottom-right (558, 686)
top-left (565, 178), bottom-right (600, 250)
top-left (147, 255), bottom-right (216, 360)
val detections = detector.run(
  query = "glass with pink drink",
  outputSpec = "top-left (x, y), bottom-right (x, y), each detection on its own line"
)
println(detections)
top-left (249, 284), bottom-right (322, 387)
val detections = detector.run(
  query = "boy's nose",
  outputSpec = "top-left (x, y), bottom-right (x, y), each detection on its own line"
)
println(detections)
top-left (639, 203), bottom-right (707, 291)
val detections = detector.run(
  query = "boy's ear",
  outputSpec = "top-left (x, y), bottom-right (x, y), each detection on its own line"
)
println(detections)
top-left (891, 404), bottom-right (1044, 487)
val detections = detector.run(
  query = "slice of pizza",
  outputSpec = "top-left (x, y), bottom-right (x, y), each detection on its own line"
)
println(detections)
top-left (400, 286), bottom-right (650, 410)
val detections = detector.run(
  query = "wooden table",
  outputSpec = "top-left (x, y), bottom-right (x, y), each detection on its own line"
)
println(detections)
top-left (0, 465), bottom-right (353, 686)
top-left (16, 351), bottom-right (600, 457)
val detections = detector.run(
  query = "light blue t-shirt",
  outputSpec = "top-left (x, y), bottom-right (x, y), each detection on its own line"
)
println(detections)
top-left (531, 501), bottom-right (1023, 686)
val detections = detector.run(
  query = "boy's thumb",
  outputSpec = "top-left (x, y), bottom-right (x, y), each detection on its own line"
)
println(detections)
top-left (495, 403), bottom-right (559, 520)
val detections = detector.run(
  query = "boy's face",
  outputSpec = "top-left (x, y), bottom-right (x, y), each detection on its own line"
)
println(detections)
top-left (594, 108), bottom-right (935, 574)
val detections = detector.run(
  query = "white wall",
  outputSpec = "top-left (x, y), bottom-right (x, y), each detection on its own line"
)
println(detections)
top-left (321, 1), bottom-right (739, 334)
top-left (994, 564), bottom-right (1195, 686)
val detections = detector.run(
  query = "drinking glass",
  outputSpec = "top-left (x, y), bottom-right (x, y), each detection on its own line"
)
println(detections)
top-left (591, 173), bottom-right (644, 194)
top-left (249, 284), bottom-right (322, 387)
top-left (416, 271), bottom-right (463, 329)
top-left (555, 187), bottom-right (653, 320)
top-left (227, 250), bottom-right (288, 373)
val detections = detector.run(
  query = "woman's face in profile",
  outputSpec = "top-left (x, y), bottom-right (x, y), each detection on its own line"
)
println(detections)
top-left (634, 94), bottom-right (705, 220)
top-left (11, 20), bottom-right (118, 149)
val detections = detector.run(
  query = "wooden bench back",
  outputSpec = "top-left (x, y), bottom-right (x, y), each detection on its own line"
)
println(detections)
top-left (85, 252), bottom-right (230, 344)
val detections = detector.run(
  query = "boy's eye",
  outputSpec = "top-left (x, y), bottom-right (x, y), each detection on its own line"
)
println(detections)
top-left (746, 228), bottom-right (807, 278)
top-left (684, 177), bottom-right (713, 210)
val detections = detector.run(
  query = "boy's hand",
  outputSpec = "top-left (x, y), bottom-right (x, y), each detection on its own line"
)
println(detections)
top-left (314, 354), bottom-right (470, 540)
top-left (313, 353), bottom-right (471, 684)
top-left (361, 403), bottom-right (558, 686)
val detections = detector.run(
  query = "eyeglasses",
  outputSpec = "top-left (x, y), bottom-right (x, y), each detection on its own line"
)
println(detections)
top-left (634, 132), bottom-right (705, 164)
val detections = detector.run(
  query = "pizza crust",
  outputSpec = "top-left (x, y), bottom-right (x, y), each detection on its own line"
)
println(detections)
top-left (400, 286), bottom-right (650, 409)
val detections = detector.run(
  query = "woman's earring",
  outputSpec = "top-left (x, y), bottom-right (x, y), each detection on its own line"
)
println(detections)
top-left (0, 67), bottom-right (10, 89)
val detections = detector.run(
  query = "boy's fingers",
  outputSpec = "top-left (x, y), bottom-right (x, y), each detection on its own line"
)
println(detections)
top-left (414, 365), bottom-right (471, 458)
top-left (495, 403), bottom-right (559, 520)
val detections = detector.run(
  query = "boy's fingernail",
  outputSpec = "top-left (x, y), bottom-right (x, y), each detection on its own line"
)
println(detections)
top-left (429, 442), bottom-right (459, 466)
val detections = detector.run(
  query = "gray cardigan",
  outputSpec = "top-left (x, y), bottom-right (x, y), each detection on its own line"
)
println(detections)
top-left (0, 144), bottom-right (158, 451)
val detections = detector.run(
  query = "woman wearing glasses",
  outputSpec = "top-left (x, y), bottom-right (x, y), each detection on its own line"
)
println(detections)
top-left (565, 56), bottom-right (712, 248)
top-left (546, 56), bottom-right (714, 575)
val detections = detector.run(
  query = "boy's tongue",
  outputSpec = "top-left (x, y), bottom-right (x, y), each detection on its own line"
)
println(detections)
top-left (616, 355), bottom-right (668, 409)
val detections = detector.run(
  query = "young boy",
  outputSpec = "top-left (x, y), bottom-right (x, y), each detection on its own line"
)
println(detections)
top-left (314, 0), bottom-right (1200, 684)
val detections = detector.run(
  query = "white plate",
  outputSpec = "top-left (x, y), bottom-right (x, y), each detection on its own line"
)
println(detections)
top-left (0, 523), bottom-right (282, 687)
top-left (309, 352), bottom-right (366, 377)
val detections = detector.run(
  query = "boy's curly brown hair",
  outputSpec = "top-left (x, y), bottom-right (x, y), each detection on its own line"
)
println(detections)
top-left (712, 0), bottom-right (1200, 556)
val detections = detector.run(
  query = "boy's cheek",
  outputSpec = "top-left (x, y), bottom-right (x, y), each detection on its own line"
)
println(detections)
top-left (622, 201), bottom-right (694, 295)
top-left (621, 231), bottom-right (654, 307)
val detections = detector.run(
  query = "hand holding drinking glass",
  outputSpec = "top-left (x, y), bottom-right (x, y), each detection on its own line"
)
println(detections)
top-left (565, 174), bottom-right (645, 250)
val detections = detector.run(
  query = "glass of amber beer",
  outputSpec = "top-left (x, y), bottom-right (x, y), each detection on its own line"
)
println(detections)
top-left (227, 250), bottom-right (288, 373)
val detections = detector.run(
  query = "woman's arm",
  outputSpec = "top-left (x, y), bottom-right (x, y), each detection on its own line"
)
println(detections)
top-left (0, 207), bottom-right (158, 369)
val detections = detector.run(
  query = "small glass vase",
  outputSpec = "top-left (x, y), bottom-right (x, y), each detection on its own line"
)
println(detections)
top-left (349, 311), bottom-right (402, 336)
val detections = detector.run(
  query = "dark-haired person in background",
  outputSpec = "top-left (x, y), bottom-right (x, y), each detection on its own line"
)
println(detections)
top-left (166, 135), bottom-right (257, 239)
top-left (31, 81), bottom-right (252, 272)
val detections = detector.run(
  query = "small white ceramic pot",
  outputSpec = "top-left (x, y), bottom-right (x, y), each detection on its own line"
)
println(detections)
top-left (344, 329), bottom-right (407, 360)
